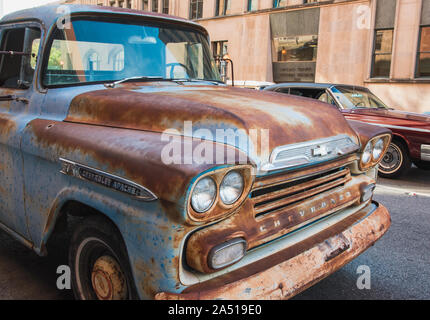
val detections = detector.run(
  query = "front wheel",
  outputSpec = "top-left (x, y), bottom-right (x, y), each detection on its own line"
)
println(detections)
top-left (69, 216), bottom-right (138, 300)
top-left (413, 160), bottom-right (430, 171)
top-left (378, 140), bottom-right (411, 179)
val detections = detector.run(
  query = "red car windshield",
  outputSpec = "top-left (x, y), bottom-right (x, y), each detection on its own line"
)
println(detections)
top-left (332, 86), bottom-right (390, 110)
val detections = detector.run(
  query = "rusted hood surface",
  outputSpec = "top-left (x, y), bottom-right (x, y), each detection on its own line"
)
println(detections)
top-left (66, 84), bottom-right (359, 163)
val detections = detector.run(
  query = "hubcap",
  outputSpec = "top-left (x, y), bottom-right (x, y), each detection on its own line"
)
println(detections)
top-left (91, 255), bottom-right (128, 300)
top-left (380, 143), bottom-right (402, 174)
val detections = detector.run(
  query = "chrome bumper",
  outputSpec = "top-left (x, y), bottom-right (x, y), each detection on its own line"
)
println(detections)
top-left (421, 144), bottom-right (430, 161)
top-left (156, 202), bottom-right (391, 300)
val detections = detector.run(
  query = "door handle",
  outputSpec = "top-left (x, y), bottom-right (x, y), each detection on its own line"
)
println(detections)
top-left (0, 95), bottom-right (13, 101)
top-left (0, 95), bottom-right (29, 104)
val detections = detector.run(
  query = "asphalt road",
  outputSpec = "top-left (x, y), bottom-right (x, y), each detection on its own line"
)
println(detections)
top-left (0, 167), bottom-right (429, 300)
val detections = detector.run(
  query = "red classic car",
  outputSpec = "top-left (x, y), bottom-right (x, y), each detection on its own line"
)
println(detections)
top-left (265, 83), bottom-right (430, 178)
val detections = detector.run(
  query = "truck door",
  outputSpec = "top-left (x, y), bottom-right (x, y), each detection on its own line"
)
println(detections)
top-left (0, 24), bottom-right (42, 240)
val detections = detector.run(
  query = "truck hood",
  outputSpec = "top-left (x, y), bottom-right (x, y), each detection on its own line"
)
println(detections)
top-left (66, 84), bottom-right (359, 166)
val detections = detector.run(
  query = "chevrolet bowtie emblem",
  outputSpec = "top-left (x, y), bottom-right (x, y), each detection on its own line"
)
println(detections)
top-left (313, 145), bottom-right (331, 157)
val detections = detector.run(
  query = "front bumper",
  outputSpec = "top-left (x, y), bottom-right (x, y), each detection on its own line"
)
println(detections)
top-left (156, 202), bottom-right (390, 300)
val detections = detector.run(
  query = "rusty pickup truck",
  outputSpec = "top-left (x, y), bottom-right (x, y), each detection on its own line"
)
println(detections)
top-left (0, 4), bottom-right (391, 300)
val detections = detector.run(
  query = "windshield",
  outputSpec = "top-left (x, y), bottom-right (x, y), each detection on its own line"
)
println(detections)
top-left (42, 18), bottom-right (221, 86)
top-left (331, 86), bottom-right (389, 109)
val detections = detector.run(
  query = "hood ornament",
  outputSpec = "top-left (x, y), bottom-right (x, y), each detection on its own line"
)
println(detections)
top-left (312, 145), bottom-right (332, 157)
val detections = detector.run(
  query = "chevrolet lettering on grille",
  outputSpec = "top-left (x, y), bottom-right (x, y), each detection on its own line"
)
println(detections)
top-left (257, 189), bottom-right (356, 237)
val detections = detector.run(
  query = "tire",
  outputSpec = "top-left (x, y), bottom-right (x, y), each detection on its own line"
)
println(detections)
top-left (413, 160), bottom-right (430, 171)
top-left (378, 140), bottom-right (411, 179)
top-left (69, 216), bottom-right (138, 300)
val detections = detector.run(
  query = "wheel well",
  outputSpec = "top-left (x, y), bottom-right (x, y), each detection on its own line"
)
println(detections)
top-left (391, 135), bottom-right (410, 156)
top-left (45, 201), bottom-right (123, 256)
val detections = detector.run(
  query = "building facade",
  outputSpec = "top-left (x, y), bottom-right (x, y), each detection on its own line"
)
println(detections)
top-left (63, 0), bottom-right (430, 113)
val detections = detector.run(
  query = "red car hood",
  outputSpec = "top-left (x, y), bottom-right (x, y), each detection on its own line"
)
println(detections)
top-left (345, 108), bottom-right (430, 129)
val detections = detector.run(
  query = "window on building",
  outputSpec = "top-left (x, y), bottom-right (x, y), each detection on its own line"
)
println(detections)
top-left (162, 0), bottom-right (169, 14)
top-left (371, 29), bottom-right (394, 78)
top-left (142, 0), bottom-right (149, 10)
top-left (216, 0), bottom-right (231, 16)
top-left (274, 35), bottom-right (318, 62)
top-left (371, 0), bottom-right (397, 78)
top-left (417, 27), bottom-right (430, 77)
top-left (270, 8), bottom-right (319, 82)
top-left (417, 0), bottom-right (430, 77)
top-left (212, 41), bottom-right (228, 60)
top-left (118, 0), bottom-right (124, 8)
top-left (212, 41), bottom-right (228, 80)
top-left (189, 0), bottom-right (203, 19)
top-left (125, 0), bottom-right (132, 8)
top-left (152, 0), bottom-right (159, 12)
top-left (273, 0), bottom-right (287, 8)
top-left (109, 1), bottom-right (115, 7)
top-left (248, 0), bottom-right (258, 11)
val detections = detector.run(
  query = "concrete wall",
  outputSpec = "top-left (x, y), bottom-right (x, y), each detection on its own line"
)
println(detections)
top-left (199, 13), bottom-right (273, 82)
top-left (315, 1), bottom-right (372, 85)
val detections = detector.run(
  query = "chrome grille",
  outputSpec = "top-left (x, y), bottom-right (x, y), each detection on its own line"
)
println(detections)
top-left (261, 135), bottom-right (359, 173)
top-left (251, 167), bottom-right (351, 217)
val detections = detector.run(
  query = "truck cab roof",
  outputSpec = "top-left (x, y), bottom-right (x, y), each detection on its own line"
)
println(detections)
top-left (0, 4), bottom-right (205, 35)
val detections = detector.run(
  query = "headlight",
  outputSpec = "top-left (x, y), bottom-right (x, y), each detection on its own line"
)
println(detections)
top-left (362, 142), bottom-right (372, 164)
top-left (191, 177), bottom-right (217, 213)
top-left (372, 138), bottom-right (384, 161)
top-left (187, 165), bottom-right (254, 224)
top-left (359, 134), bottom-right (391, 170)
top-left (220, 171), bottom-right (244, 205)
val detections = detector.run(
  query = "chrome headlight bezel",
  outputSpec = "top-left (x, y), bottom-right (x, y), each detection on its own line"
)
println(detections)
top-left (359, 134), bottom-right (391, 170)
top-left (187, 165), bottom-right (254, 224)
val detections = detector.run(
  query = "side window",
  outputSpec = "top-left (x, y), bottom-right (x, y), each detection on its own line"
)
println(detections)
top-left (318, 92), bottom-right (329, 103)
top-left (289, 89), bottom-right (304, 97)
top-left (289, 88), bottom-right (322, 98)
top-left (276, 88), bottom-right (290, 94)
top-left (318, 91), bottom-right (338, 108)
top-left (326, 93), bottom-right (337, 106)
top-left (0, 27), bottom-right (41, 89)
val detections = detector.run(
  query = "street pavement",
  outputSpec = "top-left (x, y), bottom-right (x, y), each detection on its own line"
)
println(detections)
top-left (0, 167), bottom-right (429, 300)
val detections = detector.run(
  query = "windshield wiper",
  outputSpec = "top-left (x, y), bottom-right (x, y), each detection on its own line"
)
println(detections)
top-left (104, 76), bottom-right (169, 88)
top-left (172, 78), bottom-right (224, 85)
top-left (105, 76), bottom-right (224, 88)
